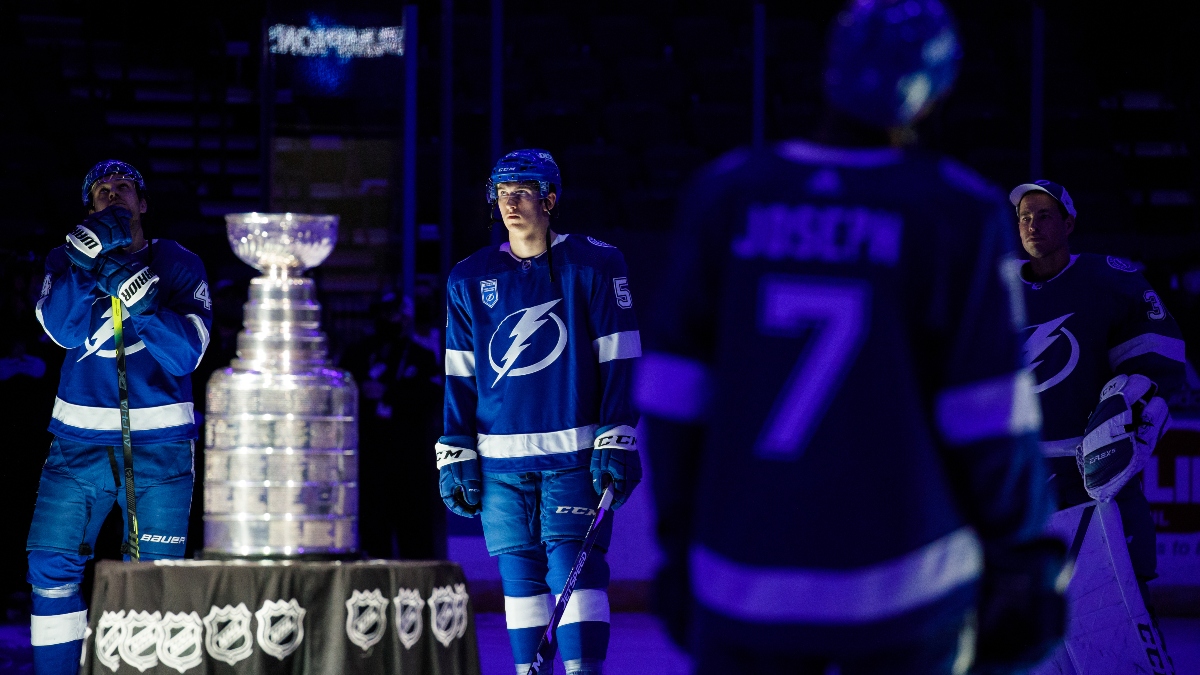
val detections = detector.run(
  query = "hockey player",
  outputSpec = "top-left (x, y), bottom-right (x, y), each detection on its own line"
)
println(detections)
top-left (27, 160), bottom-right (211, 674)
top-left (436, 149), bottom-right (641, 675)
top-left (1012, 180), bottom-right (1184, 673)
top-left (638, 1), bottom-right (1061, 673)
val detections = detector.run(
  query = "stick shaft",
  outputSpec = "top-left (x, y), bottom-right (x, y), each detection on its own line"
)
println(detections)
top-left (112, 298), bottom-right (139, 561)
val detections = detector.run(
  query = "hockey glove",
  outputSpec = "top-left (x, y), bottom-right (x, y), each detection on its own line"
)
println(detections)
top-left (1076, 374), bottom-right (1169, 502)
top-left (436, 442), bottom-right (482, 518)
top-left (972, 537), bottom-right (1068, 674)
top-left (95, 253), bottom-right (160, 316)
top-left (65, 206), bottom-right (133, 272)
top-left (592, 425), bottom-right (642, 510)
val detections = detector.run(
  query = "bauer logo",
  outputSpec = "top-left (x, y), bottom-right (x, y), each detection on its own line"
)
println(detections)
top-left (481, 279), bottom-right (499, 308)
top-left (141, 534), bottom-right (186, 545)
top-left (488, 299), bottom-right (567, 387)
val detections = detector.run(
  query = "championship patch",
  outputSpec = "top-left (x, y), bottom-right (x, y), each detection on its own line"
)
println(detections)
top-left (587, 236), bottom-right (614, 248)
top-left (1106, 256), bottom-right (1138, 273)
top-left (480, 279), bottom-right (498, 308)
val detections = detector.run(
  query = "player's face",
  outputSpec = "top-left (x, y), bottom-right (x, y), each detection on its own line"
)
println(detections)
top-left (495, 181), bottom-right (554, 233)
top-left (1017, 192), bottom-right (1073, 259)
top-left (89, 177), bottom-right (147, 221)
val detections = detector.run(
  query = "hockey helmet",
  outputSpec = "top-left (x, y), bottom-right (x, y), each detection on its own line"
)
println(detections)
top-left (82, 159), bottom-right (146, 206)
top-left (486, 149), bottom-right (562, 205)
top-left (823, 0), bottom-right (962, 129)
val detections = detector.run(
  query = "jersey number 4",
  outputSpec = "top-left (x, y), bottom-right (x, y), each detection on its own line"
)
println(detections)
top-left (755, 276), bottom-right (870, 460)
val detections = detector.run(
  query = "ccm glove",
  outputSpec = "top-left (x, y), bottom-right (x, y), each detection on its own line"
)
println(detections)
top-left (65, 206), bottom-right (133, 272)
top-left (436, 442), bottom-right (482, 518)
top-left (95, 253), bottom-right (160, 316)
top-left (1077, 374), bottom-right (1169, 502)
top-left (591, 425), bottom-right (642, 510)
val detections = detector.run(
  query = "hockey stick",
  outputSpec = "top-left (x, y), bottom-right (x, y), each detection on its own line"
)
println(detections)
top-left (526, 483), bottom-right (614, 675)
top-left (112, 297), bottom-right (140, 562)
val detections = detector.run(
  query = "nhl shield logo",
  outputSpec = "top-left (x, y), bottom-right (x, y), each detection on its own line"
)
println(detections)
top-left (429, 584), bottom-right (470, 647)
top-left (481, 279), bottom-right (499, 308)
top-left (393, 588), bottom-right (425, 650)
top-left (119, 610), bottom-right (163, 672)
top-left (95, 610), bottom-right (126, 672)
top-left (345, 589), bottom-right (390, 651)
top-left (203, 603), bottom-right (254, 666)
top-left (157, 611), bottom-right (204, 673)
top-left (256, 598), bottom-right (306, 660)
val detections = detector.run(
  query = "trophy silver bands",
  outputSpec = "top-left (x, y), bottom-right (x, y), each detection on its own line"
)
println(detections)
top-left (203, 213), bottom-right (359, 556)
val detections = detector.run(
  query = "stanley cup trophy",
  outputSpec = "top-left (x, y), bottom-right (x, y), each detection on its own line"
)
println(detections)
top-left (203, 213), bottom-right (358, 557)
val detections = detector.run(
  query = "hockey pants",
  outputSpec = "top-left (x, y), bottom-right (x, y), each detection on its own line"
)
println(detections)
top-left (26, 436), bottom-right (194, 675)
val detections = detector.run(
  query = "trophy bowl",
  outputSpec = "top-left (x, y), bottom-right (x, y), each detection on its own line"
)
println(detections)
top-left (225, 212), bottom-right (338, 273)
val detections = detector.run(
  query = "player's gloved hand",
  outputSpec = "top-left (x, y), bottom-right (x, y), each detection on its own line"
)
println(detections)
top-left (65, 206), bottom-right (133, 272)
top-left (1076, 374), bottom-right (1169, 502)
top-left (436, 441), bottom-right (482, 518)
top-left (95, 253), bottom-right (160, 316)
top-left (971, 537), bottom-right (1068, 675)
top-left (591, 425), bottom-right (642, 510)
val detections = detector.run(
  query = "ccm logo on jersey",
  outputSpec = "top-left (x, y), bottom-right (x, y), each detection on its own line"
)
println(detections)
top-left (488, 299), bottom-right (567, 386)
top-left (141, 534), bottom-right (186, 544)
top-left (555, 506), bottom-right (598, 516)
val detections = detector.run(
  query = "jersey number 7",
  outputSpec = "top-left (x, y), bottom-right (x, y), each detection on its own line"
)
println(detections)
top-left (755, 276), bottom-right (871, 460)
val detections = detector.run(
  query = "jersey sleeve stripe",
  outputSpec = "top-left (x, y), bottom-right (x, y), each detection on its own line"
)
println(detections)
top-left (1039, 436), bottom-right (1082, 457)
top-left (504, 594), bottom-right (553, 629)
top-left (445, 349), bottom-right (476, 377)
top-left (186, 313), bottom-right (211, 369)
top-left (935, 370), bottom-right (1041, 446)
top-left (593, 330), bottom-right (642, 363)
top-left (52, 397), bottom-right (194, 432)
top-left (556, 588), bottom-right (610, 626)
top-left (1108, 333), bottom-right (1187, 369)
top-left (34, 297), bottom-right (67, 348)
top-left (30, 610), bottom-right (88, 646)
top-left (690, 527), bottom-right (982, 623)
top-left (477, 424), bottom-right (597, 459)
top-left (634, 352), bottom-right (710, 422)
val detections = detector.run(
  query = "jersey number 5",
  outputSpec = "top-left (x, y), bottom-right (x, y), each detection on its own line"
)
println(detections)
top-left (755, 276), bottom-right (870, 461)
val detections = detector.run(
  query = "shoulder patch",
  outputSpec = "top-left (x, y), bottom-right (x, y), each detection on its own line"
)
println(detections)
top-left (586, 236), bottom-right (615, 249)
top-left (1106, 256), bottom-right (1139, 273)
top-left (938, 158), bottom-right (1002, 200)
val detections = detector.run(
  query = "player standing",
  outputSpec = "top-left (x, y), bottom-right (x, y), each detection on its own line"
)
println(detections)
top-left (28, 160), bottom-right (212, 674)
top-left (1012, 180), bottom-right (1184, 673)
top-left (436, 150), bottom-right (641, 675)
top-left (638, 2), bottom-right (1060, 673)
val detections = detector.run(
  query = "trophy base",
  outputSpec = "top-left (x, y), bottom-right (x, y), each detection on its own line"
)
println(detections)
top-left (197, 549), bottom-right (360, 562)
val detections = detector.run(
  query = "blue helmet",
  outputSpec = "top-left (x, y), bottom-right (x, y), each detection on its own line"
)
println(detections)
top-left (486, 149), bottom-right (562, 205)
top-left (823, 0), bottom-right (962, 129)
top-left (82, 159), bottom-right (146, 206)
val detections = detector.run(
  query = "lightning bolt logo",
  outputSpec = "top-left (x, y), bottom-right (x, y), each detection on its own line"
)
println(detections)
top-left (1022, 313), bottom-right (1079, 393)
top-left (79, 302), bottom-right (146, 361)
top-left (488, 299), bottom-right (568, 387)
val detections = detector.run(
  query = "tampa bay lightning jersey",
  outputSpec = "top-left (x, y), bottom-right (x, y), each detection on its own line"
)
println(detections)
top-left (1022, 253), bottom-right (1186, 505)
top-left (639, 140), bottom-right (1052, 648)
top-left (439, 234), bottom-right (641, 473)
top-left (36, 240), bottom-right (212, 444)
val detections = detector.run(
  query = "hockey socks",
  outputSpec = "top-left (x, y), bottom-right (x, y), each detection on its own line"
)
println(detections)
top-left (499, 542), bottom-right (611, 675)
top-left (28, 551), bottom-right (89, 675)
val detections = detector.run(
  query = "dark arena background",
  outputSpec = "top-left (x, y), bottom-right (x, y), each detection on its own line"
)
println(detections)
top-left (2, 0), bottom-right (1200, 673)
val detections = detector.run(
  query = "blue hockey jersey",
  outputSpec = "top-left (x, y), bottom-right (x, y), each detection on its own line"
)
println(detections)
top-left (638, 140), bottom-right (1052, 651)
top-left (437, 234), bottom-right (641, 474)
top-left (36, 240), bottom-right (212, 444)
top-left (1022, 253), bottom-right (1186, 506)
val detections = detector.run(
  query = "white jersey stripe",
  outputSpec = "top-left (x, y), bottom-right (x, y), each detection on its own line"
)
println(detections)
top-left (691, 527), bottom-right (982, 623)
top-left (52, 397), bottom-right (194, 432)
top-left (445, 349), bottom-right (476, 377)
top-left (31, 610), bottom-right (88, 646)
top-left (1108, 333), bottom-right (1186, 369)
top-left (477, 425), bottom-right (597, 459)
top-left (936, 370), bottom-right (1041, 446)
top-left (593, 331), bottom-right (642, 364)
top-left (504, 594), bottom-right (553, 629)
top-left (556, 588), bottom-right (610, 626)
top-left (634, 352), bottom-right (710, 422)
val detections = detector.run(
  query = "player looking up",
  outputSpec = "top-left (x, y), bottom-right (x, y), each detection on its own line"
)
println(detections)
top-left (1012, 180), bottom-right (1185, 673)
top-left (436, 149), bottom-right (641, 675)
top-left (638, 1), bottom-right (1061, 673)
top-left (27, 160), bottom-right (212, 674)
